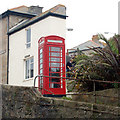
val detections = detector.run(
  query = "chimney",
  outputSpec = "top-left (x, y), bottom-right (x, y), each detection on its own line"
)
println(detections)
top-left (28, 6), bottom-right (43, 15)
top-left (92, 35), bottom-right (99, 44)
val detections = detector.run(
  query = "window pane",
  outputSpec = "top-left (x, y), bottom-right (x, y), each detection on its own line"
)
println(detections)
top-left (26, 43), bottom-right (31, 48)
top-left (49, 73), bottom-right (60, 77)
top-left (26, 28), bottom-right (31, 48)
top-left (61, 47), bottom-right (62, 52)
top-left (61, 68), bottom-right (62, 72)
top-left (25, 61), bottom-right (28, 79)
top-left (54, 84), bottom-right (60, 88)
top-left (40, 59), bottom-right (43, 64)
top-left (40, 40), bottom-right (44, 45)
top-left (40, 78), bottom-right (43, 88)
top-left (51, 47), bottom-right (60, 51)
top-left (48, 40), bottom-right (62, 43)
top-left (30, 63), bottom-right (34, 78)
top-left (51, 52), bottom-right (60, 57)
top-left (51, 63), bottom-right (60, 67)
top-left (61, 58), bottom-right (62, 62)
top-left (40, 64), bottom-right (43, 69)
top-left (49, 83), bottom-right (60, 88)
top-left (40, 49), bottom-right (42, 54)
top-left (40, 54), bottom-right (43, 58)
top-left (30, 58), bottom-right (33, 63)
top-left (49, 83), bottom-right (54, 88)
top-left (27, 28), bottom-right (31, 43)
top-left (61, 53), bottom-right (62, 57)
top-left (26, 60), bottom-right (29, 79)
top-left (49, 78), bottom-right (60, 82)
top-left (49, 68), bottom-right (60, 72)
top-left (50, 57), bottom-right (60, 62)
top-left (25, 57), bottom-right (34, 79)
top-left (61, 63), bottom-right (62, 67)
top-left (40, 69), bottom-right (43, 74)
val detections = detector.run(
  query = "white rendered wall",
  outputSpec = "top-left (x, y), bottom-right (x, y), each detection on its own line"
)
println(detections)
top-left (9, 16), bottom-right (66, 87)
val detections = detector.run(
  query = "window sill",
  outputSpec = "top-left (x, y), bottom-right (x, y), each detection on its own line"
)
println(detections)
top-left (23, 78), bottom-right (34, 82)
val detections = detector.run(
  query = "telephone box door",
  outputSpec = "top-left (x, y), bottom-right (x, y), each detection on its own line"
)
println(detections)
top-left (38, 35), bottom-right (66, 96)
top-left (48, 44), bottom-right (66, 95)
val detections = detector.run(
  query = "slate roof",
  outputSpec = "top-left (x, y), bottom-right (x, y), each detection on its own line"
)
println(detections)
top-left (9, 5), bottom-right (28, 11)
top-left (8, 4), bottom-right (67, 35)
top-left (73, 40), bottom-right (104, 50)
top-left (0, 10), bottom-right (36, 19)
top-left (69, 39), bottom-right (105, 53)
top-left (0, 5), bottom-right (38, 19)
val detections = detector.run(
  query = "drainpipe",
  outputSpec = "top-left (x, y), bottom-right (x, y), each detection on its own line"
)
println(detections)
top-left (7, 15), bottom-right (9, 84)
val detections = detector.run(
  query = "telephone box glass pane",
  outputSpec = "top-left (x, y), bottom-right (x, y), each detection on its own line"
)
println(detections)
top-left (40, 40), bottom-right (44, 45)
top-left (40, 59), bottom-right (43, 63)
top-left (48, 40), bottom-right (62, 43)
top-left (51, 47), bottom-right (60, 51)
top-left (51, 52), bottom-right (60, 57)
top-left (40, 49), bottom-right (42, 53)
top-left (50, 57), bottom-right (60, 62)
top-left (50, 78), bottom-right (60, 82)
top-left (49, 68), bottom-right (60, 72)
top-left (49, 83), bottom-right (60, 88)
top-left (40, 64), bottom-right (43, 69)
top-left (40, 54), bottom-right (42, 58)
top-left (51, 63), bottom-right (60, 67)
top-left (53, 84), bottom-right (60, 88)
top-left (49, 73), bottom-right (60, 77)
top-left (49, 78), bottom-right (60, 82)
top-left (40, 69), bottom-right (43, 74)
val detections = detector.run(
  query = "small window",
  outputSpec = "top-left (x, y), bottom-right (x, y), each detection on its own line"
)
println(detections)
top-left (26, 28), bottom-right (31, 48)
top-left (25, 57), bottom-right (34, 79)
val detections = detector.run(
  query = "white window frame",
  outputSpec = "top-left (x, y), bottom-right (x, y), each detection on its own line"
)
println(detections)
top-left (26, 28), bottom-right (31, 48)
top-left (25, 57), bottom-right (34, 80)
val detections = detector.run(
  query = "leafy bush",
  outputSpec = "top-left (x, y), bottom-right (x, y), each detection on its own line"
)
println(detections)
top-left (69, 34), bottom-right (120, 92)
top-left (62, 96), bottom-right (72, 100)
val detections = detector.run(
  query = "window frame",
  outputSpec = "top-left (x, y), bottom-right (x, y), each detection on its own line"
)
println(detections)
top-left (24, 57), bottom-right (34, 80)
top-left (26, 28), bottom-right (31, 48)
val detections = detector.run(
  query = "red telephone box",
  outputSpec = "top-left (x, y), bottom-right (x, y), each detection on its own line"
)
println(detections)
top-left (38, 35), bottom-right (66, 96)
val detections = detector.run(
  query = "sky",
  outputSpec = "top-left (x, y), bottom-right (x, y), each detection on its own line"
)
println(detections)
top-left (0, 0), bottom-right (120, 49)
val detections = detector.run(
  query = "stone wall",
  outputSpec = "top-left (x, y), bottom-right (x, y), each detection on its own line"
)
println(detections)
top-left (1, 85), bottom-right (120, 118)
top-left (71, 88), bottom-right (120, 106)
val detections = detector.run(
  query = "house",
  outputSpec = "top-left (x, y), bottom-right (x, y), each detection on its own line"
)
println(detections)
top-left (7, 4), bottom-right (66, 87)
top-left (0, 5), bottom-right (43, 84)
top-left (67, 35), bottom-right (105, 56)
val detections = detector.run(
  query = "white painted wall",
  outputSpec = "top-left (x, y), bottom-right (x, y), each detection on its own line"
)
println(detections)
top-left (9, 16), bottom-right (66, 87)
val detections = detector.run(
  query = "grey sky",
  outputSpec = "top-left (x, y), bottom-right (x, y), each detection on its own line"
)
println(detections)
top-left (0, 0), bottom-right (119, 49)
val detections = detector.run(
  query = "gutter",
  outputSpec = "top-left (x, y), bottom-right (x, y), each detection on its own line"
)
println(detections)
top-left (7, 15), bottom-right (9, 84)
